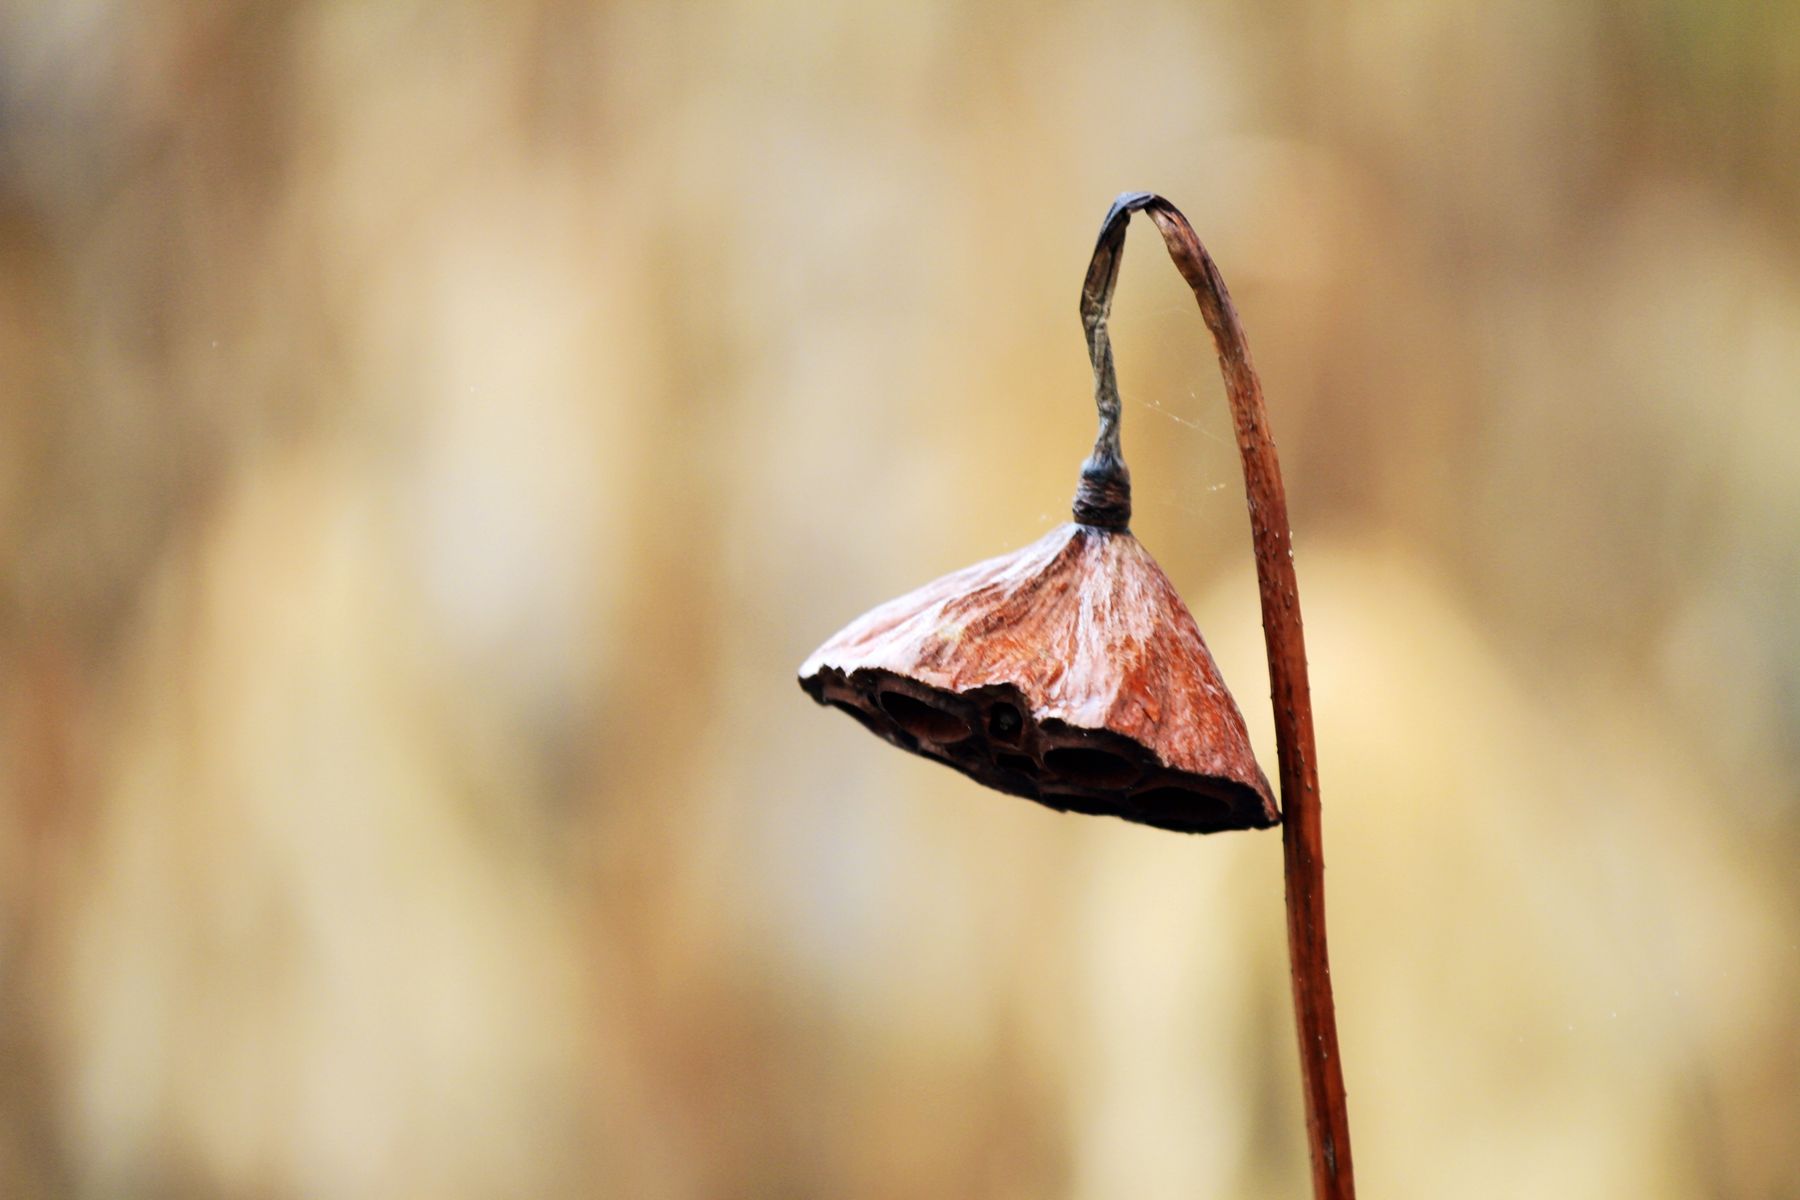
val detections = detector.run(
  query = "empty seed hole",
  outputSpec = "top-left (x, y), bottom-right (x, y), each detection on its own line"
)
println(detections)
top-left (829, 699), bottom-right (884, 735)
top-left (987, 702), bottom-right (1024, 743)
top-left (1132, 786), bottom-right (1233, 828)
top-left (1040, 792), bottom-right (1115, 818)
top-left (994, 752), bottom-right (1038, 777)
top-left (1042, 746), bottom-right (1138, 788)
top-left (877, 690), bottom-right (971, 743)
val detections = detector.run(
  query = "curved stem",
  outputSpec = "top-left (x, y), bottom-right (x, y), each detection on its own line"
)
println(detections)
top-left (1081, 193), bottom-right (1355, 1200)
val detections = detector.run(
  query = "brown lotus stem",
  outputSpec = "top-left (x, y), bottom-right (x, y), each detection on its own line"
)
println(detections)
top-left (1082, 193), bottom-right (1355, 1199)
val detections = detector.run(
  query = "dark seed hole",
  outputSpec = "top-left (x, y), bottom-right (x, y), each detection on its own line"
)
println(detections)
top-left (987, 702), bottom-right (1024, 743)
top-left (1040, 792), bottom-right (1115, 817)
top-left (1132, 786), bottom-right (1233, 828)
top-left (1042, 746), bottom-right (1139, 788)
top-left (994, 753), bottom-right (1038, 777)
top-left (829, 699), bottom-right (884, 735)
top-left (877, 690), bottom-right (971, 743)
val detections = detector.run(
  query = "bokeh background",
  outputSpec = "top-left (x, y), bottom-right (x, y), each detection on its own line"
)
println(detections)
top-left (2, 2), bottom-right (1797, 1196)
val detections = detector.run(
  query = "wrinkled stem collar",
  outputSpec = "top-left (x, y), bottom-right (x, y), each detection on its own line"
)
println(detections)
top-left (1072, 192), bottom-right (1172, 530)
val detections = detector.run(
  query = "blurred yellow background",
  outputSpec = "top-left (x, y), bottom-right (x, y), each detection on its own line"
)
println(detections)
top-left (1, 2), bottom-right (1796, 1197)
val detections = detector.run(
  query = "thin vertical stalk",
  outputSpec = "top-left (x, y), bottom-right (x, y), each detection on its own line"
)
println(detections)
top-left (1081, 192), bottom-right (1355, 1200)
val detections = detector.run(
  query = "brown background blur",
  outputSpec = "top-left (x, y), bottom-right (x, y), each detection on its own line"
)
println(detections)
top-left (2, 3), bottom-right (1797, 1197)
